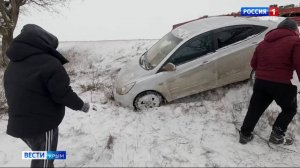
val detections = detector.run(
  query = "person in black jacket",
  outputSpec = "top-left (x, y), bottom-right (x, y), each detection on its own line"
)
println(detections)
top-left (4, 24), bottom-right (90, 167)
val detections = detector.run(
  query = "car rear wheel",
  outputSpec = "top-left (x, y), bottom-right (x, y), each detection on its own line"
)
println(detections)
top-left (134, 91), bottom-right (163, 110)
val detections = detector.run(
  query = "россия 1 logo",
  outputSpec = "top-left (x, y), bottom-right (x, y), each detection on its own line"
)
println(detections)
top-left (241, 7), bottom-right (279, 16)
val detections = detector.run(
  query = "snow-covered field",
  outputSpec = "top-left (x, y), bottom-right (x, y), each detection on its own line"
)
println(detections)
top-left (0, 40), bottom-right (300, 167)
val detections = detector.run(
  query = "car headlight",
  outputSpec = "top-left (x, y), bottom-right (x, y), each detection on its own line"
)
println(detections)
top-left (116, 82), bottom-right (136, 95)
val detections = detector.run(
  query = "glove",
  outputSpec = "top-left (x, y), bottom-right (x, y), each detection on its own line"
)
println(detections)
top-left (81, 103), bottom-right (90, 113)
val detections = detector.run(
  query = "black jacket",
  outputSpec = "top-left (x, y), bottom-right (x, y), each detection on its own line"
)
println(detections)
top-left (4, 24), bottom-right (84, 138)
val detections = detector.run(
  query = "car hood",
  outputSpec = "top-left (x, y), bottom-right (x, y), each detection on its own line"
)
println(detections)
top-left (116, 57), bottom-right (151, 87)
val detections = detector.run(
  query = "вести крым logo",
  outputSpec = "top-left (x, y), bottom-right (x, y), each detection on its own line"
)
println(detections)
top-left (22, 151), bottom-right (66, 160)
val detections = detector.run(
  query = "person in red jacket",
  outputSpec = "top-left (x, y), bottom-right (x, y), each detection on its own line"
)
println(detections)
top-left (240, 19), bottom-right (300, 145)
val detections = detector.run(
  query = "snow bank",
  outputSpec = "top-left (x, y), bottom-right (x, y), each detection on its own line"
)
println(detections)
top-left (0, 40), bottom-right (299, 167)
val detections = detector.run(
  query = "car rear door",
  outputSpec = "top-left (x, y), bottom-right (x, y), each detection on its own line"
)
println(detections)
top-left (213, 25), bottom-right (267, 87)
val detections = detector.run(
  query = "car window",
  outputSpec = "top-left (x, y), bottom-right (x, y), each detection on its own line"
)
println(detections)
top-left (215, 25), bottom-right (267, 49)
top-left (168, 33), bottom-right (213, 66)
top-left (143, 32), bottom-right (182, 70)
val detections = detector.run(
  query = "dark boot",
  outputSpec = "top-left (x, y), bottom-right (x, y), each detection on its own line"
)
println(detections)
top-left (269, 127), bottom-right (293, 145)
top-left (239, 131), bottom-right (254, 144)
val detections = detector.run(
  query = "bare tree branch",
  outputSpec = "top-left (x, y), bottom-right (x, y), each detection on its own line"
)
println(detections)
top-left (10, 0), bottom-right (21, 29)
top-left (0, 0), bottom-right (12, 29)
top-left (25, 0), bottom-right (69, 12)
top-left (0, 0), bottom-right (69, 67)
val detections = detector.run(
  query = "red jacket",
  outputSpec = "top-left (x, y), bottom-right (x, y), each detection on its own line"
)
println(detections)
top-left (251, 28), bottom-right (300, 84)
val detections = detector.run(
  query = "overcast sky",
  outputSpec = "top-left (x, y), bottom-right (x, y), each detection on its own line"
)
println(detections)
top-left (15, 0), bottom-right (300, 41)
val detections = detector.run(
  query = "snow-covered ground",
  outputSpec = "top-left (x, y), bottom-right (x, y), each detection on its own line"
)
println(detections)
top-left (0, 40), bottom-right (300, 167)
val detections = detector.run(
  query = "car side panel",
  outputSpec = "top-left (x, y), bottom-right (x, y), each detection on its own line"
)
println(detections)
top-left (163, 55), bottom-right (218, 100)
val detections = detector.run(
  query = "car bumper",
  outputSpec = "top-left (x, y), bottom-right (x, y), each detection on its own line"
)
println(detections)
top-left (113, 87), bottom-right (135, 109)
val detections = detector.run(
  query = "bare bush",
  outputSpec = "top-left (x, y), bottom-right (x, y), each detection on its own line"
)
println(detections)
top-left (59, 47), bottom-right (115, 103)
top-left (79, 82), bottom-right (104, 93)
top-left (58, 47), bottom-right (88, 72)
top-left (105, 134), bottom-right (116, 150)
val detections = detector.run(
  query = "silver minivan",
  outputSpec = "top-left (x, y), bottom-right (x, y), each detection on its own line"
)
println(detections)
top-left (114, 16), bottom-right (284, 110)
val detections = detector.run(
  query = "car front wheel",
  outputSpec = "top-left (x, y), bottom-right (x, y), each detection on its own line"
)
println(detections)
top-left (134, 91), bottom-right (163, 110)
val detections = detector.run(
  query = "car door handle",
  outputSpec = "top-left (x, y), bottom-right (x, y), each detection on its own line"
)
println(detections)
top-left (202, 61), bottom-right (209, 64)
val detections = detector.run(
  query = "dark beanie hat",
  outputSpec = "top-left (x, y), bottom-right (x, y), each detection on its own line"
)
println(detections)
top-left (277, 19), bottom-right (298, 30)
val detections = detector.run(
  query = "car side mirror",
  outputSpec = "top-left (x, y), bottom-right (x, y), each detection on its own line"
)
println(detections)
top-left (161, 63), bottom-right (176, 72)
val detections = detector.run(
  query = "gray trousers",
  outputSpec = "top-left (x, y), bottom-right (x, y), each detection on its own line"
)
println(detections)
top-left (21, 128), bottom-right (58, 168)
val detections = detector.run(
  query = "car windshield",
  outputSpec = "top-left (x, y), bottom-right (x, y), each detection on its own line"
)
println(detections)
top-left (140, 32), bottom-right (182, 70)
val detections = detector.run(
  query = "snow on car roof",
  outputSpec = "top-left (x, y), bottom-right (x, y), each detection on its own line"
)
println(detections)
top-left (172, 16), bottom-right (285, 39)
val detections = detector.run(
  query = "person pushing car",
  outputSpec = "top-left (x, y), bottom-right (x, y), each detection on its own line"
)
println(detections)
top-left (240, 19), bottom-right (300, 145)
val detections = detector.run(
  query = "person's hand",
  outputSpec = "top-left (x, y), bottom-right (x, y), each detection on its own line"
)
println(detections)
top-left (81, 103), bottom-right (90, 113)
